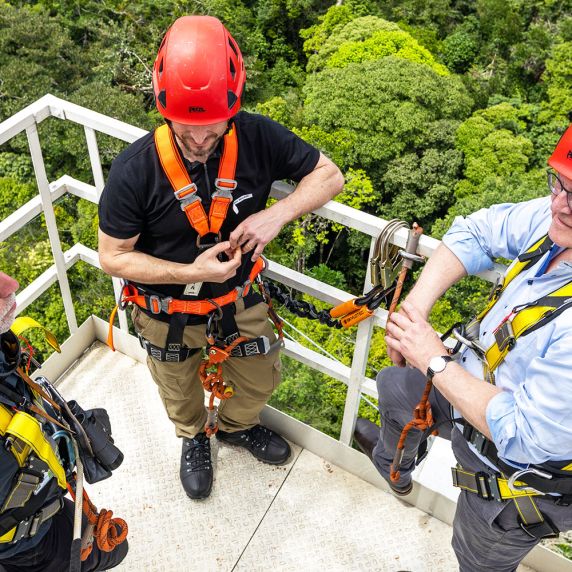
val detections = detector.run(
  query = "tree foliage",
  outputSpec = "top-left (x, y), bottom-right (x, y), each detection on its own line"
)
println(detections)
top-left (1, 0), bottom-right (572, 440)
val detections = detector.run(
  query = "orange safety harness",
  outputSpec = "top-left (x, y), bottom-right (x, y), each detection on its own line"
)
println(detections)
top-left (155, 122), bottom-right (238, 241)
top-left (108, 122), bottom-right (283, 435)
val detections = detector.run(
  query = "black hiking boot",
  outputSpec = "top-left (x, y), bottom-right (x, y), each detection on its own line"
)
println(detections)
top-left (180, 432), bottom-right (213, 500)
top-left (216, 424), bottom-right (291, 465)
top-left (354, 418), bottom-right (413, 497)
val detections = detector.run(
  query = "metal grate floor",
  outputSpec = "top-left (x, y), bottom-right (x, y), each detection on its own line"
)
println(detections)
top-left (56, 342), bottom-right (533, 572)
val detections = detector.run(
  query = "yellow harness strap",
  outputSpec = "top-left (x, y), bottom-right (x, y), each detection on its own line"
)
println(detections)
top-left (4, 411), bottom-right (66, 489)
top-left (10, 317), bottom-right (60, 353)
top-left (476, 235), bottom-right (551, 321)
top-left (485, 281), bottom-right (572, 371)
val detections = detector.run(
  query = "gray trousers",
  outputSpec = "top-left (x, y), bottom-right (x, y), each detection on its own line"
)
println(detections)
top-left (372, 366), bottom-right (572, 572)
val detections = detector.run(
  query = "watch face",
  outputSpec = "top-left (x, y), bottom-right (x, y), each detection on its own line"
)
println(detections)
top-left (429, 356), bottom-right (447, 373)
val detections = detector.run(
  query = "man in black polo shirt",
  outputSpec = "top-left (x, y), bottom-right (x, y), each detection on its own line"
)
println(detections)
top-left (98, 15), bottom-right (344, 500)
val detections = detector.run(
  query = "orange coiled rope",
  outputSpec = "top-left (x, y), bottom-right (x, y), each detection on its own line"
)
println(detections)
top-left (389, 378), bottom-right (438, 483)
top-left (67, 479), bottom-right (128, 561)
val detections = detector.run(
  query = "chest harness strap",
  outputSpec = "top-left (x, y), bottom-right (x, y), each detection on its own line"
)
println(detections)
top-left (108, 123), bottom-right (284, 435)
top-left (154, 122), bottom-right (238, 239)
top-left (446, 235), bottom-right (572, 539)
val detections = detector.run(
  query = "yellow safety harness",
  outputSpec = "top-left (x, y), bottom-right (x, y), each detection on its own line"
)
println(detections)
top-left (0, 318), bottom-right (67, 544)
top-left (450, 235), bottom-right (572, 539)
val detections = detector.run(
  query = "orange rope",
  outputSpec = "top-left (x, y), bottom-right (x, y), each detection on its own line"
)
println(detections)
top-left (67, 479), bottom-right (128, 561)
top-left (389, 378), bottom-right (438, 483)
top-left (199, 335), bottom-right (248, 436)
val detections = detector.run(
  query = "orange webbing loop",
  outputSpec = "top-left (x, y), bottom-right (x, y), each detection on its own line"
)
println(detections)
top-left (208, 195), bottom-right (232, 235)
top-left (389, 378), bottom-right (438, 483)
top-left (219, 126), bottom-right (238, 183)
top-left (209, 127), bottom-right (238, 234)
top-left (67, 478), bottom-right (128, 561)
top-left (107, 304), bottom-right (120, 351)
top-left (155, 125), bottom-right (191, 195)
top-left (182, 199), bottom-right (210, 237)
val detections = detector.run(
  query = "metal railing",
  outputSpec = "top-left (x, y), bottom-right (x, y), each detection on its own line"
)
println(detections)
top-left (0, 94), bottom-right (505, 445)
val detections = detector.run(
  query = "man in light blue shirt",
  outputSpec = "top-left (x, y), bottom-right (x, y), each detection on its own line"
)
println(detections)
top-left (354, 125), bottom-right (572, 571)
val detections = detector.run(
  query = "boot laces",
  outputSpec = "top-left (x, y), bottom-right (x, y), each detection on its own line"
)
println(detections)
top-left (184, 434), bottom-right (211, 471)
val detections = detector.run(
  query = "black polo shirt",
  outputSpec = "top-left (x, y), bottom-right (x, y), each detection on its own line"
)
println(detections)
top-left (98, 111), bottom-right (319, 322)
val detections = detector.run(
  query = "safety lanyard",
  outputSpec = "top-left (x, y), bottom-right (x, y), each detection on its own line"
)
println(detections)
top-left (154, 123), bottom-right (238, 237)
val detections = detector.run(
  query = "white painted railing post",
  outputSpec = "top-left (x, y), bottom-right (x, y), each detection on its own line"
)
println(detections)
top-left (26, 124), bottom-right (78, 333)
top-left (339, 236), bottom-right (378, 444)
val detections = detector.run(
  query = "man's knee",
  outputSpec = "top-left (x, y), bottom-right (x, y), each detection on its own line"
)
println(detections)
top-left (376, 366), bottom-right (409, 411)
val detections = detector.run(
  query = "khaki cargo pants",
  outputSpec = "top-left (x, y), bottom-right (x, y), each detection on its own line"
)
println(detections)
top-left (132, 299), bottom-right (281, 439)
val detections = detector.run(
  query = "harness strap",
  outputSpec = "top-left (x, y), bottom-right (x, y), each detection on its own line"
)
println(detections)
top-left (451, 467), bottom-right (560, 539)
top-left (107, 257), bottom-right (266, 352)
top-left (3, 411), bottom-right (67, 489)
top-left (154, 123), bottom-right (238, 237)
top-left (137, 333), bottom-right (199, 363)
top-left (0, 495), bottom-right (63, 544)
top-left (476, 235), bottom-right (553, 321)
top-left (485, 282), bottom-right (572, 372)
top-left (121, 256), bottom-right (264, 317)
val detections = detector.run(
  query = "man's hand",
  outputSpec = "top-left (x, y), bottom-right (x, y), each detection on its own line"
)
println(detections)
top-left (190, 241), bottom-right (242, 283)
top-left (229, 210), bottom-right (284, 261)
top-left (385, 301), bottom-right (448, 372)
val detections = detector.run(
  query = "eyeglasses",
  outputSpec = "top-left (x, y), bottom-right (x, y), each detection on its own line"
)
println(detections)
top-left (547, 169), bottom-right (572, 210)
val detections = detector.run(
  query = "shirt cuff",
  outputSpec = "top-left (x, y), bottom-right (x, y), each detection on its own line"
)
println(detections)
top-left (485, 390), bottom-right (516, 457)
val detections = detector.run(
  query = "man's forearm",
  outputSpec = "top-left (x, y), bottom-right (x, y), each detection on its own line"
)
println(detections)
top-left (268, 155), bottom-right (344, 225)
top-left (432, 362), bottom-right (502, 439)
top-left (406, 243), bottom-right (467, 317)
top-left (100, 249), bottom-right (195, 284)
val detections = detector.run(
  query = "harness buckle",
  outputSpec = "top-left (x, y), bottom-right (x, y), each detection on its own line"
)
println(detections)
top-left (148, 295), bottom-right (171, 315)
top-left (235, 280), bottom-right (251, 299)
top-left (494, 318), bottom-right (516, 352)
top-left (196, 232), bottom-right (221, 252)
top-left (519, 514), bottom-right (560, 539)
top-left (507, 468), bottom-right (551, 495)
top-left (214, 178), bottom-right (237, 191)
top-left (174, 183), bottom-right (198, 201)
top-left (474, 471), bottom-right (503, 501)
top-left (211, 187), bottom-right (233, 201)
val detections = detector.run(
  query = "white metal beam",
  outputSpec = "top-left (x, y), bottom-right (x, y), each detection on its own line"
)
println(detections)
top-left (26, 124), bottom-right (78, 332)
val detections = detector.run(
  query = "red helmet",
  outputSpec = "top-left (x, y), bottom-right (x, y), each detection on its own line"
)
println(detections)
top-left (153, 16), bottom-right (246, 125)
top-left (548, 125), bottom-right (572, 179)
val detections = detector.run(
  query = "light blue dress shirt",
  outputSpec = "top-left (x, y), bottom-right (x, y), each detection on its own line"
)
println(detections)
top-left (442, 196), bottom-right (572, 466)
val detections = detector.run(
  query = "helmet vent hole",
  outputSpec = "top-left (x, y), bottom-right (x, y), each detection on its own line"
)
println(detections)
top-left (228, 38), bottom-right (239, 58)
top-left (229, 59), bottom-right (236, 80)
top-left (227, 90), bottom-right (237, 110)
top-left (158, 58), bottom-right (164, 76)
top-left (158, 90), bottom-right (167, 109)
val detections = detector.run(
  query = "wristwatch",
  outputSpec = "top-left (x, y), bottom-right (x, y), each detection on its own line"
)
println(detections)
top-left (426, 355), bottom-right (453, 380)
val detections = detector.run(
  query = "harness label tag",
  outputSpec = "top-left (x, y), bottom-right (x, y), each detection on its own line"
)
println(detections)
top-left (184, 282), bottom-right (203, 296)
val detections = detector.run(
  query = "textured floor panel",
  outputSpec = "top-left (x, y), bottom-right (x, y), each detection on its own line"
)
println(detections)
top-left (56, 343), bottom-right (535, 572)
top-left (234, 448), bottom-right (459, 572)
top-left (57, 342), bottom-right (301, 572)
